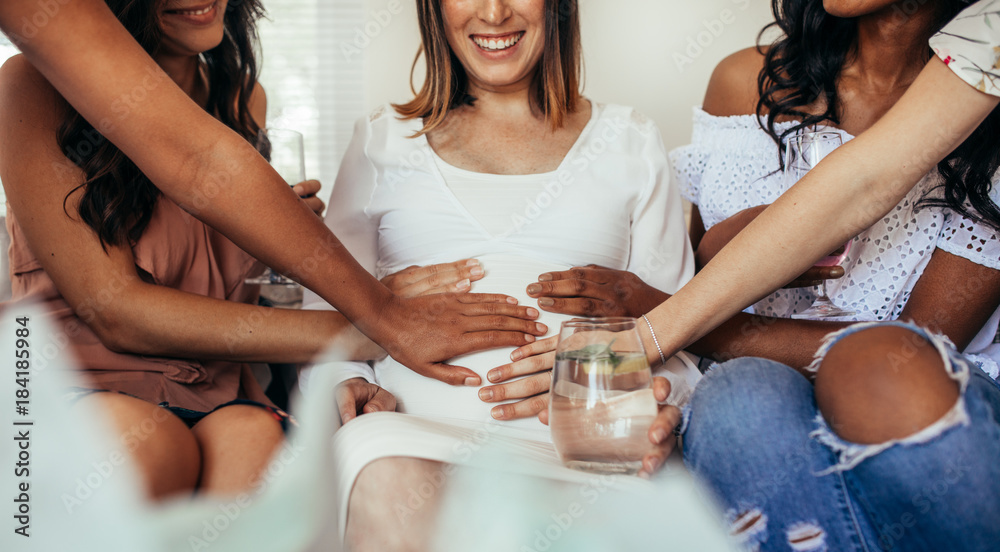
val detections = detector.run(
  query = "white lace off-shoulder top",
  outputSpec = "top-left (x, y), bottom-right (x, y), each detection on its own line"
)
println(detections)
top-left (671, 107), bottom-right (1000, 378)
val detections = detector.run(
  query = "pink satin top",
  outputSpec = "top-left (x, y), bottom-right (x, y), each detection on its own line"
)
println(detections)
top-left (5, 196), bottom-right (271, 412)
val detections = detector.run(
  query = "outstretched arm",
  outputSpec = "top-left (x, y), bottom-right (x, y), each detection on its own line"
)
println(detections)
top-left (0, 0), bottom-right (539, 377)
top-left (641, 57), bottom-right (999, 361)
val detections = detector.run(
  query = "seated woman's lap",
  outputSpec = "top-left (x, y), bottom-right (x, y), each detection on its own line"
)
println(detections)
top-left (684, 327), bottom-right (1000, 551)
top-left (76, 392), bottom-right (201, 499)
top-left (74, 393), bottom-right (285, 498)
top-left (682, 358), bottom-right (876, 551)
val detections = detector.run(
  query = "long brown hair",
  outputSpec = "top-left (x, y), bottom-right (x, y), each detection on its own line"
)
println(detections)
top-left (394, 0), bottom-right (583, 135)
top-left (58, 0), bottom-right (266, 248)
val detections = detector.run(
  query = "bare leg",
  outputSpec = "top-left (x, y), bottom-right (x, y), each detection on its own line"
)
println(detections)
top-left (191, 404), bottom-right (285, 496)
top-left (77, 393), bottom-right (201, 500)
top-left (346, 457), bottom-right (447, 552)
top-left (814, 325), bottom-right (960, 444)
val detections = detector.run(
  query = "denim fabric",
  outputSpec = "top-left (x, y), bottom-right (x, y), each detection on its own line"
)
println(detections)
top-left (682, 328), bottom-right (1000, 552)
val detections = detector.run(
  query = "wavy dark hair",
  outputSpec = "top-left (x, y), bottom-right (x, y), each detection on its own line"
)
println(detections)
top-left (757, 0), bottom-right (1000, 230)
top-left (58, 0), bottom-right (266, 248)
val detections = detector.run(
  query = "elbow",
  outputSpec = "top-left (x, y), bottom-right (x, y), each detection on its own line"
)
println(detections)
top-left (77, 298), bottom-right (150, 355)
top-left (87, 312), bottom-right (142, 355)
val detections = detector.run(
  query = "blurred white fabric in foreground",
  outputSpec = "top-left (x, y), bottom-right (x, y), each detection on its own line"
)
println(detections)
top-left (0, 303), bottom-right (732, 551)
top-left (0, 302), bottom-right (345, 552)
top-left (433, 453), bottom-right (737, 552)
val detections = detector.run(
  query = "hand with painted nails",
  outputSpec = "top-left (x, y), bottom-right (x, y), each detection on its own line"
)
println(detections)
top-left (535, 374), bottom-right (679, 478)
top-left (335, 377), bottom-right (397, 424)
top-left (526, 265), bottom-right (669, 318)
top-left (479, 336), bottom-right (559, 420)
top-left (381, 259), bottom-right (486, 297)
top-left (638, 376), bottom-right (682, 478)
top-left (377, 293), bottom-right (548, 387)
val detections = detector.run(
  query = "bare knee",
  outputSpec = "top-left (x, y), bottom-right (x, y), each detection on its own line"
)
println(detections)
top-left (79, 393), bottom-right (200, 500)
top-left (348, 457), bottom-right (446, 552)
top-left (815, 325), bottom-right (960, 444)
top-left (192, 404), bottom-right (285, 496)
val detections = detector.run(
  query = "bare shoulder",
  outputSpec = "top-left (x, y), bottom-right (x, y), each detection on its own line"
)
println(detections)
top-left (702, 47), bottom-right (767, 118)
top-left (0, 54), bottom-right (65, 130)
top-left (248, 81), bottom-right (267, 127)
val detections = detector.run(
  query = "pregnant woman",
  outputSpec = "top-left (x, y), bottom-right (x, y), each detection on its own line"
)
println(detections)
top-left (301, 0), bottom-right (697, 548)
top-left (0, 0), bottom-right (544, 500)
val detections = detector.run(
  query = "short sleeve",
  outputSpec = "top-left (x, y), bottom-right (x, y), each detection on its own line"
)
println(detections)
top-left (937, 180), bottom-right (1000, 270)
top-left (929, 0), bottom-right (1000, 97)
top-left (668, 109), bottom-right (713, 205)
top-left (302, 113), bottom-right (383, 385)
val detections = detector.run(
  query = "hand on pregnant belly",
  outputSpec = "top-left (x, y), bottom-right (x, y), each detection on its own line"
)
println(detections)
top-left (478, 336), bottom-right (558, 420)
top-left (374, 259), bottom-right (548, 387)
top-left (377, 293), bottom-right (548, 387)
top-left (527, 265), bottom-right (670, 318)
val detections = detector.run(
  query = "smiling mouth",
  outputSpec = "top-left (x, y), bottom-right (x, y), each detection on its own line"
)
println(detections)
top-left (471, 31), bottom-right (525, 52)
top-left (165, 1), bottom-right (216, 16)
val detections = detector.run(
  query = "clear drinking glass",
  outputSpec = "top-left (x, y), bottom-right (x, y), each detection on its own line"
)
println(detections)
top-left (245, 128), bottom-right (305, 288)
top-left (549, 317), bottom-right (657, 475)
top-left (784, 129), bottom-right (856, 319)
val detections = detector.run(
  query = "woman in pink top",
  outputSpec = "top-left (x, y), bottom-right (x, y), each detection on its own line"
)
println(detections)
top-left (0, 0), bottom-right (544, 500)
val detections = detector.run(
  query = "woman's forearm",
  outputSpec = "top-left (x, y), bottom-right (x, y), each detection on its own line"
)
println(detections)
top-left (0, 0), bottom-right (396, 336)
top-left (687, 314), bottom-right (851, 373)
top-left (694, 206), bottom-right (767, 269)
top-left (95, 283), bottom-right (384, 364)
top-left (642, 57), bottom-right (999, 360)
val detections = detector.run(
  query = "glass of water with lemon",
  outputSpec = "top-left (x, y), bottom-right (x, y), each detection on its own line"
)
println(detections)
top-left (549, 317), bottom-right (657, 475)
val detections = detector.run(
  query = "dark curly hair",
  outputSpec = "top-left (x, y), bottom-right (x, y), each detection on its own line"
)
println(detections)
top-left (757, 0), bottom-right (1000, 230)
top-left (57, 0), bottom-right (266, 248)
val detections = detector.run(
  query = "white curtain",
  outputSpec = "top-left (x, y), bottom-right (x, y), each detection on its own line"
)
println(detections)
top-left (257, 0), bottom-right (366, 204)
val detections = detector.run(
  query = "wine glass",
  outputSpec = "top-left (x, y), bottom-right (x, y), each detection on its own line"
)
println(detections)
top-left (784, 129), bottom-right (856, 319)
top-left (549, 317), bottom-right (657, 475)
top-left (245, 128), bottom-right (305, 288)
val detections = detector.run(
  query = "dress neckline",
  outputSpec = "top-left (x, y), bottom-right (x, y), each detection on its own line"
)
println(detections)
top-left (421, 101), bottom-right (601, 179)
top-left (415, 102), bottom-right (602, 240)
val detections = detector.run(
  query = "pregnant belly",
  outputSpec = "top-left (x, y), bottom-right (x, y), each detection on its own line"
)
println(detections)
top-left (375, 254), bottom-right (579, 439)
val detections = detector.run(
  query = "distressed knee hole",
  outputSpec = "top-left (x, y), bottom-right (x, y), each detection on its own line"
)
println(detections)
top-left (726, 507), bottom-right (768, 550)
top-left (787, 522), bottom-right (827, 552)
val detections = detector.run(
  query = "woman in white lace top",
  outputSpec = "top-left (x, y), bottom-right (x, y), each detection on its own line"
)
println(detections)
top-left (675, 1), bottom-right (1000, 549)
top-left (521, 0), bottom-right (1000, 549)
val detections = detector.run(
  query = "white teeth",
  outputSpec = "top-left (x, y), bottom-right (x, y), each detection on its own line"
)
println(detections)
top-left (177, 4), bottom-right (213, 15)
top-left (472, 33), bottom-right (523, 51)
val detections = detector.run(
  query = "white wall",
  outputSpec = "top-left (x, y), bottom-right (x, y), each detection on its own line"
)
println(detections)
top-left (362, 0), bottom-right (774, 150)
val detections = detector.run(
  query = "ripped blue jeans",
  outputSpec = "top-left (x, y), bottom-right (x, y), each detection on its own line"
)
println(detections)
top-left (682, 322), bottom-right (1000, 552)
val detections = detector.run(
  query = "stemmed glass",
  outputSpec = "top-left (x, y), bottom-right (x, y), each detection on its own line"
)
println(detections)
top-left (245, 128), bottom-right (305, 288)
top-left (785, 130), bottom-right (856, 319)
top-left (548, 318), bottom-right (658, 475)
